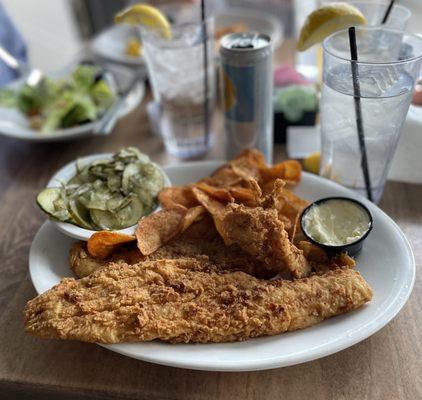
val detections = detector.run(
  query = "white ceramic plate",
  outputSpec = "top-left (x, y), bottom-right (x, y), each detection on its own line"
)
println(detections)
top-left (43, 153), bottom-right (171, 241)
top-left (0, 66), bottom-right (145, 142)
top-left (29, 161), bottom-right (415, 371)
top-left (91, 25), bottom-right (145, 66)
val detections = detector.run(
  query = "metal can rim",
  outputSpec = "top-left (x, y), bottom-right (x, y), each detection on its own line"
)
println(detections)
top-left (220, 32), bottom-right (272, 54)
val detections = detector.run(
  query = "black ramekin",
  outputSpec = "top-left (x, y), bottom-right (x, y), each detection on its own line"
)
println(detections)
top-left (300, 196), bottom-right (373, 257)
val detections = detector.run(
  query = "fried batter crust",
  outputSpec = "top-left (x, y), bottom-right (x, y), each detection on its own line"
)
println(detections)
top-left (70, 218), bottom-right (279, 279)
top-left (25, 259), bottom-right (372, 344)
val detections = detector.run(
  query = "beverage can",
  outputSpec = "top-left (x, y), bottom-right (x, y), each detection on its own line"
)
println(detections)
top-left (220, 32), bottom-right (273, 162)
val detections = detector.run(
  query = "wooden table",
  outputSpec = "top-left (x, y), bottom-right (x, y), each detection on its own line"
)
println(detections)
top-left (1, 44), bottom-right (421, 400)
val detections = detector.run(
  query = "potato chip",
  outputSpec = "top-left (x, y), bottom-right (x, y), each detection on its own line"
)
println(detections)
top-left (192, 187), bottom-right (232, 244)
top-left (87, 231), bottom-right (136, 259)
top-left (232, 148), bottom-right (266, 170)
top-left (260, 160), bottom-right (302, 185)
top-left (229, 186), bottom-right (259, 207)
top-left (158, 186), bottom-right (198, 209)
top-left (333, 253), bottom-right (356, 268)
top-left (205, 166), bottom-right (243, 187)
top-left (297, 240), bottom-right (328, 264)
top-left (196, 178), bottom-right (262, 207)
top-left (136, 206), bottom-right (187, 255)
top-left (280, 189), bottom-right (309, 218)
top-left (181, 205), bottom-right (206, 232)
top-left (290, 210), bottom-right (301, 242)
top-left (229, 149), bottom-right (267, 182)
top-left (194, 182), bottom-right (233, 203)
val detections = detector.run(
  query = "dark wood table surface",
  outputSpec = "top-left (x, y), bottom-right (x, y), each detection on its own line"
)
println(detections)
top-left (0, 42), bottom-right (421, 400)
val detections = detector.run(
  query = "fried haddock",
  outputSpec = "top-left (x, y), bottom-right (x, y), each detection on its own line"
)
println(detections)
top-left (25, 259), bottom-right (372, 344)
top-left (26, 149), bottom-right (372, 347)
top-left (70, 217), bottom-right (280, 279)
top-left (193, 188), bottom-right (311, 278)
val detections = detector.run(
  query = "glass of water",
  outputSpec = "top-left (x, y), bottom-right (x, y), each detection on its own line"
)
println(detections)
top-left (141, 18), bottom-right (215, 159)
top-left (321, 1), bottom-right (411, 30)
top-left (320, 27), bottom-right (422, 202)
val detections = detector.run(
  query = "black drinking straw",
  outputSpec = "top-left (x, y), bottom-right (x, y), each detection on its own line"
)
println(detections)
top-left (201, 0), bottom-right (210, 147)
top-left (348, 27), bottom-right (373, 201)
top-left (381, 0), bottom-right (396, 24)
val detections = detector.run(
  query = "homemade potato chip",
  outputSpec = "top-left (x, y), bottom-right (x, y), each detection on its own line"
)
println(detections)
top-left (181, 205), bottom-right (206, 232)
top-left (136, 206), bottom-right (187, 255)
top-left (87, 231), bottom-right (136, 259)
top-left (229, 186), bottom-right (260, 207)
top-left (195, 179), bottom-right (262, 207)
top-left (297, 240), bottom-right (328, 264)
top-left (194, 182), bottom-right (234, 203)
top-left (86, 149), bottom-right (314, 271)
top-left (204, 165), bottom-right (243, 187)
top-left (158, 186), bottom-right (198, 209)
top-left (192, 187), bottom-right (232, 244)
top-left (232, 148), bottom-right (266, 171)
top-left (260, 160), bottom-right (302, 184)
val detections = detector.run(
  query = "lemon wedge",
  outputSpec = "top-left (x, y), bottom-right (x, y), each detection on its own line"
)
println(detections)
top-left (297, 3), bottom-right (367, 52)
top-left (115, 3), bottom-right (171, 39)
top-left (303, 152), bottom-right (321, 175)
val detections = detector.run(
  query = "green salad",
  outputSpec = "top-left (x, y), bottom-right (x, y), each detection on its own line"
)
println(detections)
top-left (37, 147), bottom-right (165, 230)
top-left (0, 65), bottom-right (115, 133)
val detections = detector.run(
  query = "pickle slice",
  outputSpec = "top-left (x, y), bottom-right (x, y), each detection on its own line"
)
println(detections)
top-left (37, 147), bottom-right (165, 230)
top-left (36, 188), bottom-right (61, 217)
top-left (90, 209), bottom-right (120, 230)
top-left (115, 196), bottom-right (145, 227)
top-left (36, 188), bottom-right (71, 222)
top-left (69, 198), bottom-right (92, 229)
top-left (90, 196), bottom-right (145, 229)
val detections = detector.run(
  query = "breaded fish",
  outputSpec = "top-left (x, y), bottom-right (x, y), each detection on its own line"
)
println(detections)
top-left (70, 217), bottom-right (279, 279)
top-left (25, 259), bottom-right (372, 344)
top-left (219, 204), bottom-right (311, 278)
top-left (193, 188), bottom-right (311, 279)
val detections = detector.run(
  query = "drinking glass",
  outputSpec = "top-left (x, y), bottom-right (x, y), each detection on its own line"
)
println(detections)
top-left (321, 1), bottom-right (411, 31)
top-left (141, 18), bottom-right (215, 159)
top-left (297, 1), bottom-right (412, 82)
top-left (320, 27), bottom-right (422, 202)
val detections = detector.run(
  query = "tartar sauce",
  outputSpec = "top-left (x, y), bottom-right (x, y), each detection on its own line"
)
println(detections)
top-left (302, 199), bottom-right (371, 246)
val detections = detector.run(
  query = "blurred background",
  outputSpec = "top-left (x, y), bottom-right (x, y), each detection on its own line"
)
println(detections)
top-left (0, 0), bottom-right (294, 73)
top-left (1, 0), bottom-right (420, 73)
top-left (1, 0), bottom-right (422, 184)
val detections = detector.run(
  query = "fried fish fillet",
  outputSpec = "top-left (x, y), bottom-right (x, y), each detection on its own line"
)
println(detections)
top-left (25, 259), bottom-right (372, 344)
top-left (70, 217), bottom-right (279, 279)
top-left (193, 188), bottom-right (311, 279)
top-left (216, 204), bottom-right (311, 278)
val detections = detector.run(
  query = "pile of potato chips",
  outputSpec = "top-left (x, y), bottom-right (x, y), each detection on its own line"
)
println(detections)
top-left (87, 149), bottom-right (354, 273)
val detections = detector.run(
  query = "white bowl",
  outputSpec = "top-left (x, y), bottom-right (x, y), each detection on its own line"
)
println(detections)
top-left (43, 153), bottom-right (171, 241)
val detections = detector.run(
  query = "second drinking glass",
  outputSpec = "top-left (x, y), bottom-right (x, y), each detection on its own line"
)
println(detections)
top-left (320, 27), bottom-right (422, 202)
top-left (141, 18), bottom-right (215, 159)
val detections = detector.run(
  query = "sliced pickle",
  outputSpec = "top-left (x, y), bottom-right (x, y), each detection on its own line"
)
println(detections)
top-left (90, 209), bottom-right (120, 230)
top-left (37, 188), bottom-right (62, 217)
top-left (115, 196), bottom-right (145, 227)
top-left (68, 198), bottom-right (93, 229)
top-left (36, 147), bottom-right (165, 230)
top-left (122, 163), bottom-right (140, 194)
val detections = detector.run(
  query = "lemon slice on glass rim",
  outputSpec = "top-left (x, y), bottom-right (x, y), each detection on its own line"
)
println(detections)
top-left (297, 2), bottom-right (367, 52)
top-left (115, 3), bottom-right (172, 39)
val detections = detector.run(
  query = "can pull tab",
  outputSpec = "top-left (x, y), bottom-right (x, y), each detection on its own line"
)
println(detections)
top-left (231, 33), bottom-right (259, 49)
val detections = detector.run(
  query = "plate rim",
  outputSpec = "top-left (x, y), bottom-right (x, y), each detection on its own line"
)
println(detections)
top-left (29, 161), bottom-right (415, 371)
